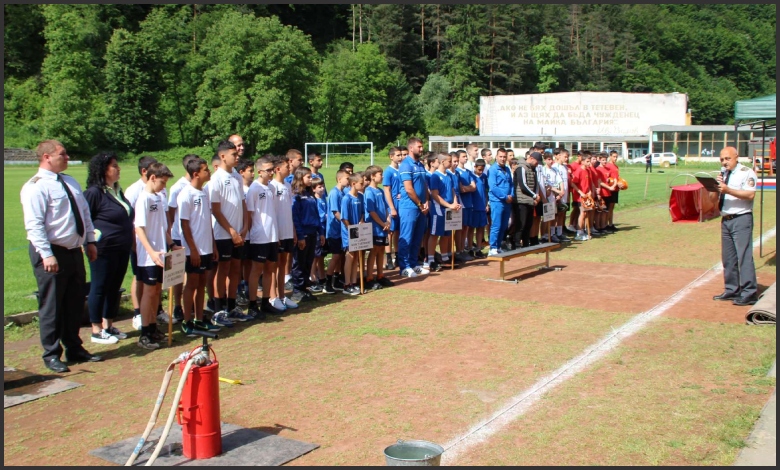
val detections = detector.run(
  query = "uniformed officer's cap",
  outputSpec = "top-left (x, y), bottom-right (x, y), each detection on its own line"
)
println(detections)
top-left (528, 152), bottom-right (542, 161)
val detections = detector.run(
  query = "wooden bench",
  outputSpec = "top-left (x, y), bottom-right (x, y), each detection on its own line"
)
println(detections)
top-left (485, 242), bottom-right (560, 282)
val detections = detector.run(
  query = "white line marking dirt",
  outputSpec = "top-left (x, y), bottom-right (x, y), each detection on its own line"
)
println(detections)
top-left (442, 227), bottom-right (777, 464)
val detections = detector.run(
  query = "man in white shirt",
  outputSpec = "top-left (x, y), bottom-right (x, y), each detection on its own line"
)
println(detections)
top-left (166, 154), bottom-right (198, 322)
top-left (21, 140), bottom-right (100, 372)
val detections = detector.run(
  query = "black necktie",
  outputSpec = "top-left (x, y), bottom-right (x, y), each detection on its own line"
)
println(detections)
top-left (718, 170), bottom-right (731, 211)
top-left (57, 174), bottom-right (85, 237)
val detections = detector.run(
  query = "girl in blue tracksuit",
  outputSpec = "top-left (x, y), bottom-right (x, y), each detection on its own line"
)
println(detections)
top-left (291, 167), bottom-right (325, 301)
top-left (487, 149), bottom-right (514, 253)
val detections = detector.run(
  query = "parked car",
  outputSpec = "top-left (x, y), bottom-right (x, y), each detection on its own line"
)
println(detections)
top-left (629, 152), bottom-right (678, 168)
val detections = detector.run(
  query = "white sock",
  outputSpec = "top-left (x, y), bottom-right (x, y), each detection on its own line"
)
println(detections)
top-left (427, 255), bottom-right (434, 263)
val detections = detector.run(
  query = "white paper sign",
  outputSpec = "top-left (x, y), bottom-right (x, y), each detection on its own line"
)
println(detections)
top-left (162, 249), bottom-right (186, 289)
top-left (444, 209), bottom-right (463, 231)
top-left (348, 223), bottom-right (373, 252)
top-left (542, 202), bottom-right (556, 222)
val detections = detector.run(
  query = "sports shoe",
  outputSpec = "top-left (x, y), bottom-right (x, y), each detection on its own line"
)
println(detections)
top-left (346, 285), bottom-right (361, 296)
top-left (431, 261), bottom-right (443, 272)
top-left (454, 253), bottom-right (468, 264)
top-left (228, 306), bottom-right (252, 322)
top-left (284, 281), bottom-right (293, 291)
top-left (205, 298), bottom-right (215, 313)
top-left (461, 250), bottom-right (475, 261)
top-left (132, 314), bottom-right (143, 331)
top-left (309, 283), bottom-right (323, 293)
top-left (488, 248), bottom-right (499, 256)
top-left (290, 290), bottom-right (306, 304)
top-left (181, 321), bottom-right (197, 338)
top-left (303, 291), bottom-right (319, 301)
top-left (282, 297), bottom-right (299, 309)
top-left (608, 224), bottom-right (618, 232)
top-left (322, 282), bottom-right (337, 294)
top-left (106, 326), bottom-right (127, 340)
top-left (558, 235), bottom-right (571, 243)
top-left (270, 298), bottom-right (287, 312)
top-left (365, 279), bottom-right (381, 291)
top-left (550, 234), bottom-right (561, 243)
top-left (91, 330), bottom-right (119, 344)
top-left (193, 319), bottom-right (221, 332)
top-left (211, 311), bottom-right (235, 328)
top-left (413, 266), bottom-right (430, 276)
top-left (173, 305), bottom-right (184, 323)
top-left (541, 236), bottom-right (550, 244)
top-left (591, 228), bottom-right (602, 236)
top-left (575, 234), bottom-right (588, 242)
top-left (377, 277), bottom-right (395, 288)
top-left (333, 277), bottom-right (345, 291)
top-left (157, 311), bottom-right (179, 325)
top-left (384, 259), bottom-right (394, 271)
top-left (137, 335), bottom-right (159, 350)
top-left (247, 307), bottom-right (266, 321)
top-left (401, 268), bottom-right (417, 278)
top-left (150, 328), bottom-right (167, 343)
top-left (236, 291), bottom-right (249, 308)
top-left (265, 299), bottom-right (286, 315)
top-left (473, 249), bottom-right (486, 259)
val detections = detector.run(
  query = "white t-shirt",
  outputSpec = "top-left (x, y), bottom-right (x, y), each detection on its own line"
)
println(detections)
top-left (246, 181), bottom-right (278, 244)
top-left (552, 163), bottom-right (569, 203)
top-left (168, 176), bottom-right (189, 241)
top-left (541, 165), bottom-right (562, 200)
top-left (177, 184), bottom-right (213, 256)
top-left (270, 179), bottom-right (294, 240)
top-left (134, 190), bottom-right (168, 267)
top-left (243, 183), bottom-right (252, 240)
top-left (208, 167), bottom-right (245, 241)
top-left (125, 178), bottom-right (168, 211)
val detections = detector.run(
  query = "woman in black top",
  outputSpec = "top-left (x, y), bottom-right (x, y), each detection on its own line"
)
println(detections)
top-left (84, 152), bottom-right (134, 344)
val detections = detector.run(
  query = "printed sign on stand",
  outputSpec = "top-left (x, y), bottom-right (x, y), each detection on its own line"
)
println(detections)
top-left (444, 209), bottom-right (463, 231)
top-left (542, 202), bottom-right (556, 222)
top-left (161, 249), bottom-right (186, 289)
top-left (348, 223), bottom-right (373, 252)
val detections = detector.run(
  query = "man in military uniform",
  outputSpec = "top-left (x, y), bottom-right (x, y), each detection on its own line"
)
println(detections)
top-left (21, 140), bottom-right (102, 373)
top-left (712, 146), bottom-right (759, 306)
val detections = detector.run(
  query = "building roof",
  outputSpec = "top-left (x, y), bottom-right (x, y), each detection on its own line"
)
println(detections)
top-left (650, 125), bottom-right (740, 132)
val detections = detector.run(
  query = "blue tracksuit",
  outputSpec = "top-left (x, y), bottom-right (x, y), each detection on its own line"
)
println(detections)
top-left (291, 190), bottom-right (323, 292)
top-left (398, 156), bottom-right (428, 270)
top-left (488, 164), bottom-right (514, 250)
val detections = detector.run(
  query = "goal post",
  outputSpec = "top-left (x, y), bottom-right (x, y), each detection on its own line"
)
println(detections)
top-left (304, 142), bottom-right (375, 169)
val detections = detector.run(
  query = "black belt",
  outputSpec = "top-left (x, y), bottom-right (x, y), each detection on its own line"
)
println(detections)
top-left (722, 212), bottom-right (751, 221)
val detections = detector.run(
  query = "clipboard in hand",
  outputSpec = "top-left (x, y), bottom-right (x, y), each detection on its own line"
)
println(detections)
top-left (696, 176), bottom-right (721, 193)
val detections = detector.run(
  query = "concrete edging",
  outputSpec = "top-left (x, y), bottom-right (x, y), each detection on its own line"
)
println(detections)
top-left (4, 294), bottom-right (130, 327)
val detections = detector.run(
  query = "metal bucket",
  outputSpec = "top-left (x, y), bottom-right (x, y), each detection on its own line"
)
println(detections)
top-left (384, 440), bottom-right (444, 466)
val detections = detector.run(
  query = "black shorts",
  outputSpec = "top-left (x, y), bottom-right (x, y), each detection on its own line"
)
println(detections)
top-left (250, 242), bottom-right (279, 263)
top-left (136, 265), bottom-right (163, 286)
top-left (172, 239), bottom-right (182, 247)
top-left (239, 241), bottom-right (250, 260)
top-left (314, 238), bottom-right (325, 258)
top-left (278, 238), bottom-right (294, 253)
top-left (572, 201), bottom-right (581, 208)
top-left (185, 254), bottom-right (214, 274)
top-left (327, 237), bottom-right (343, 255)
top-left (373, 236), bottom-right (388, 247)
top-left (130, 250), bottom-right (138, 275)
top-left (612, 192), bottom-right (619, 204)
top-left (215, 239), bottom-right (242, 261)
top-left (535, 202), bottom-right (545, 218)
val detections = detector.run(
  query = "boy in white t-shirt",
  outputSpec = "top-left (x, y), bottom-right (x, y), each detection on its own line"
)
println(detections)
top-left (245, 156), bottom-right (284, 318)
top-left (208, 140), bottom-right (250, 327)
top-left (236, 158), bottom-right (255, 307)
top-left (134, 163), bottom-right (178, 350)
top-left (269, 154), bottom-right (298, 311)
top-left (167, 154), bottom-right (199, 323)
top-left (178, 158), bottom-right (221, 336)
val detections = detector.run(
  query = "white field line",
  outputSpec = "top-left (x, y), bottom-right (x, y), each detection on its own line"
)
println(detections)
top-left (442, 227), bottom-right (777, 464)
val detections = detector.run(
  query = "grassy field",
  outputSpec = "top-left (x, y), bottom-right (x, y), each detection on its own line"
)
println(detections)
top-left (2, 161), bottom-right (772, 315)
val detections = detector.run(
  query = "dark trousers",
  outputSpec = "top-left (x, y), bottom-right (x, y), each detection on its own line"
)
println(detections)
top-left (88, 249), bottom-right (130, 323)
top-left (721, 214), bottom-right (757, 299)
top-left (30, 243), bottom-right (87, 360)
top-left (645, 161), bottom-right (652, 173)
top-left (515, 204), bottom-right (535, 248)
top-left (291, 233), bottom-right (317, 292)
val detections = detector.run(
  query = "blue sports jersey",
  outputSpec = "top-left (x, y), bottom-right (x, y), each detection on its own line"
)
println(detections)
top-left (429, 170), bottom-right (455, 204)
top-left (284, 174), bottom-right (294, 185)
top-left (342, 186), bottom-right (351, 196)
top-left (456, 167), bottom-right (474, 208)
top-left (316, 195), bottom-right (327, 234)
top-left (448, 169), bottom-right (461, 205)
top-left (326, 186), bottom-right (345, 239)
top-left (340, 192), bottom-right (365, 243)
top-left (473, 173), bottom-right (488, 211)
top-left (382, 165), bottom-right (401, 209)
top-left (364, 186), bottom-right (388, 237)
top-left (399, 156), bottom-right (428, 211)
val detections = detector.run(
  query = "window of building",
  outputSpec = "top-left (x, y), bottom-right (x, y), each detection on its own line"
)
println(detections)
top-left (431, 142), bottom-right (449, 154)
top-left (492, 142), bottom-right (510, 148)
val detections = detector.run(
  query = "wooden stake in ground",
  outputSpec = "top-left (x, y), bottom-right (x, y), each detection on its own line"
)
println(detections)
top-left (358, 250), bottom-right (364, 294)
top-left (167, 286), bottom-right (173, 347)
top-left (451, 231), bottom-right (455, 270)
top-left (644, 175), bottom-right (650, 200)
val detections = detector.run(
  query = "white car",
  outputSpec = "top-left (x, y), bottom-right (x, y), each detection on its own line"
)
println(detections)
top-left (631, 152), bottom-right (678, 168)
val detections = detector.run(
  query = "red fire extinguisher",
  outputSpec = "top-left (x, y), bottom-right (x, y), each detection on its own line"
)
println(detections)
top-left (177, 341), bottom-right (221, 459)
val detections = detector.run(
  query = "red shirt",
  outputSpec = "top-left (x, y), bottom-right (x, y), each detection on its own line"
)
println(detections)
top-left (587, 166), bottom-right (599, 194)
top-left (571, 167), bottom-right (590, 202)
top-left (569, 161), bottom-right (582, 172)
top-left (605, 162), bottom-right (620, 180)
top-left (596, 165), bottom-right (611, 197)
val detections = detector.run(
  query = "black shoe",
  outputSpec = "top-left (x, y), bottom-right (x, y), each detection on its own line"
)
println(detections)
top-left (377, 277), bottom-right (394, 288)
top-left (66, 350), bottom-right (103, 363)
top-left (713, 292), bottom-right (738, 301)
top-left (608, 224), bottom-right (618, 232)
top-left (429, 261), bottom-right (443, 272)
top-left (333, 278), bottom-right (345, 291)
top-left (260, 300), bottom-right (285, 315)
top-left (173, 305), bottom-right (184, 322)
top-left (322, 283), bottom-right (337, 294)
top-left (44, 357), bottom-right (70, 373)
top-left (732, 296), bottom-right (758, 306)
top-left (303, 291), bottom-right (318, 302)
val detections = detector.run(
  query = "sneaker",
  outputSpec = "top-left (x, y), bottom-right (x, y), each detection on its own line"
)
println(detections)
top-left (322, 282), bottom-right (337, 294)
top-left (558, 235), bottom-right (571, 243)
top-left (106, 326), bottom-right (127, 340)
top-left (454, 253), bottom-right (467, 263)
top-left (132, 314), bottom-right (142, 331)
top-left (309, 283), bottom-right (323, 293)
top-left (284, 281), bottom-right (293, 291)
top-left (229, 306), bottom-right (253, 322)
top-left (550, 234), bottom-right (561, 243)
top-left (333, 278), bottom-right (345, 291)
top-left (347, 285), bottom-right (361, 296)
top-left (236, 291), bottom-right (249, 308)
top-left (290, 291), bottom-right (306, 304)
top-left (541, 236), bottom-right (550, 244)
top-left (433, 252), bottom-right (442, 264)
top-left (193, 319), bottom-right (221, 332)
top-left (488, 248), bottom-right (499, 256)
top-left (473, 249), bottom-right (487, 259)
top-left (591, 228), bottom-right (602, 236)
top-left (609, 224), bottom-right (618, 232)
top-left (377, 277), bottom-right (395, 288)
top-left (393, 257), bottom-right (399, 268)
top-left (181, 322), bottom-right (197, 338)
top-left (211, 311), bottom-right (235, 328)
top-left (173, 305), bottom-right (184, 322)
top-left (302, 291), bottom-right (319, 302)
top-left (262, 300), bottom-right (285, 315)
top-left (413, 266), bottom-right (430, 276)
top-left (283, 297), bottom-right (299, 309)
top-left (575, 234), bottom-right (588, 242)
top-left (365, 279), bottom-right (381, 291)
top-left (137, 335), bottom-right (159, 350)
top-left (384, 259), bottom-right (394, 271)
top-left (401, 268), bottom-right (418, 278)
top-left (247, 307), bottom-right (266, 321)
top-left (429, 261), bottom-right (442, 272)
top-left (157, 311), bottom-right (179, 325)
top-left (422, 261), bottom-right (431, 270)
top-left (269, 298), bottom-right (288, 313)
top-left (151, 328), bottom-right (167, 343)
top-left (461, 251), bottom-right (475, 261)
top-left (205, 298), bottom-right (215, 313)
top-left (91, 330), bottom-right (119, 344)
